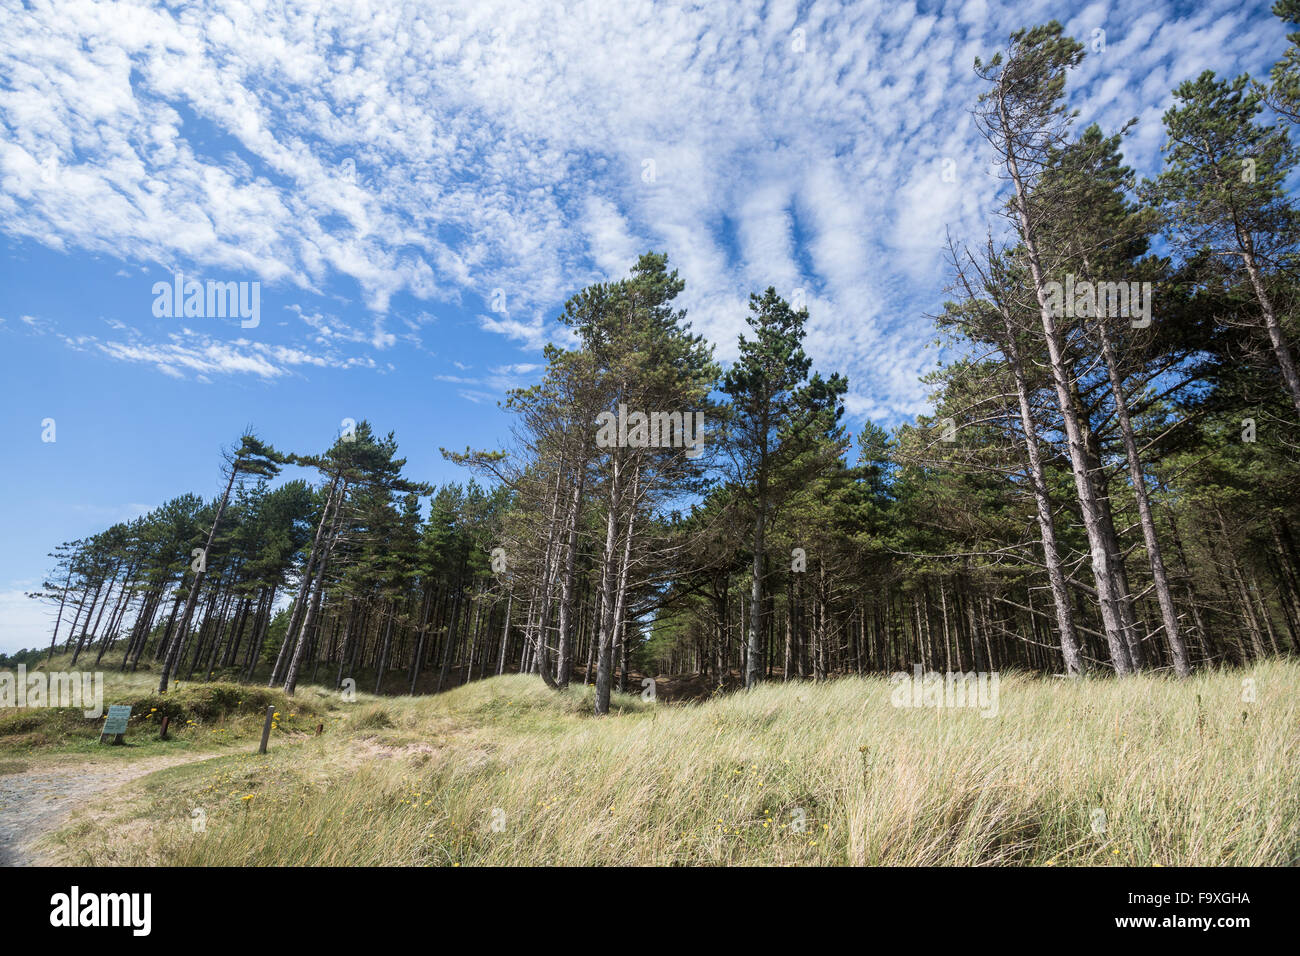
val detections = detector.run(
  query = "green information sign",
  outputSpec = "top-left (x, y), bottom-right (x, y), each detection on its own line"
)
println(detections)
top-left (102, 705), bottom-right (131, 737)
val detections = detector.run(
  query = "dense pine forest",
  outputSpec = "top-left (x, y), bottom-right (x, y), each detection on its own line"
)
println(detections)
top-left (26, 17), bottom-right (1300, 718)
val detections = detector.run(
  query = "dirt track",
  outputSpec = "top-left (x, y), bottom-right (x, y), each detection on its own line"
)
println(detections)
top-left (0, 753), bottom-right (217, 866)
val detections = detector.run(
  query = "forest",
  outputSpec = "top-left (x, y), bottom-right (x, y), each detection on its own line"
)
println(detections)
top-left (26, 16), bottom-right (1300, 719)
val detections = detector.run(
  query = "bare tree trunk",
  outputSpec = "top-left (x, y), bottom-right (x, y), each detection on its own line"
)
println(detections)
top-left (531, 470), bottom-right (565, 692)
top-left (496, 591), bottom-right (513, 676)
top-left (463, 585), bottom-right (485, 686)
top-left (555, 470), bottom-right (585, 689)
top-left (1214, 506), bottom-right (1268, 660)
top-left (70, 575), bottom-right (107, 666)
top-left (594, 456), bottom-right (623, 714)
top-left (784, 575), bottom-right (794, 681)
top-left (996, 93), bottom-right (1132, 673)
top-left (243, 587), bottom-right (275, 681)
top-left (745, 502), bottom-right (767, 689)
top-left (160, 465), bottom-right (239, 692)
top-left (407, 589), bottom-right (433, 694)
top-left (336, 600), bottom-right (361, 690)
top-left (46, 556), bottom-right (77, 662)
top-left (284, 479), bottom-right (347, 695)
top-left (608, 472), bottom-right (639, 699)
top-left (373, 604), bottom-right (395, 695)
top-left (1095, 318), bottom-right (1191, 675)
top-left (1240, 233), bottom-right (1300, 417)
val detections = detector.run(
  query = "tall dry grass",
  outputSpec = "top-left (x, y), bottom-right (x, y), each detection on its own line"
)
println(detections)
top-left (44, 660), bottom-right (1299, 866)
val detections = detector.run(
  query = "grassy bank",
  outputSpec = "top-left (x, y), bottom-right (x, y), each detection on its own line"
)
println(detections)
top-left (33, 658), bottom-right (1298, 866)
top-left (0, 654), bottom-right (329, 757)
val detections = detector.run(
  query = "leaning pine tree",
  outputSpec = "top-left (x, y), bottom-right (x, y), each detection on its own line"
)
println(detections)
top-left (158, 434), bottom-right (285, 693)
top-left (974, 23), bottom-right (1136, 674)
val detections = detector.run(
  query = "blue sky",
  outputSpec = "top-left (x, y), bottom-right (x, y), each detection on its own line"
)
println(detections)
top-left (0, 0), bottom-right (1289, 652)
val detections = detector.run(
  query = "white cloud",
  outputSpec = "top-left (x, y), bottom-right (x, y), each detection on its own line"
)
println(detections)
top-left (0, 0), bottom-right (1287, 423)
top-left (52, 324), bottom-right (376, 381)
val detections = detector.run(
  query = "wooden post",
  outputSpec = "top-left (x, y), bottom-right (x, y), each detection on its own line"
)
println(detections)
top-left (257, 705), bottom-right (275, 754)
top-left (159, 715), bottom-right (170, 740)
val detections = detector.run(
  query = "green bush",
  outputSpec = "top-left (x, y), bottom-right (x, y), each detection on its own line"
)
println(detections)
top-left (127, 682), bottom-right (318, 725)
top-left (0, 712), bottom-right (48, 735)
top-left (0, 708), bottom-right (93, 748)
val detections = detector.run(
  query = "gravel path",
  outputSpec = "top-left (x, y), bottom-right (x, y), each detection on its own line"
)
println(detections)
top-left (0, 753), bottom-right (218, 866)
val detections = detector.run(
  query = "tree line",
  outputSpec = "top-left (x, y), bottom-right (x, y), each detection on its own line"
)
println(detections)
top-left (26, 15), bottom-right (1300, 715)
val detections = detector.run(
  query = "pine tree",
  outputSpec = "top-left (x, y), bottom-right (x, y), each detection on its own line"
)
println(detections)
top-left (1146, 71), bottom-right (1300, 418)
top-left (974, 22), bottom-right (1137, 673)
top-left (159, 434), bottom-right (285, 692)
top-left (721, 288), bottom-right (847, 688)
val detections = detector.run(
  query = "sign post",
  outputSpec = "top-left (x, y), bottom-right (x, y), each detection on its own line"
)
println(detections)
top-left (257, 704), bottom-right (275, 754)
top-left (100, 705), bottom-right (131, 745)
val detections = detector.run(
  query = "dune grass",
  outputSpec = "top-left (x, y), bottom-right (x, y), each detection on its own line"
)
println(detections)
top-left (0, 653), bottom-right (328, 757)
top-left (37, 659), bottom-right (1300, 866)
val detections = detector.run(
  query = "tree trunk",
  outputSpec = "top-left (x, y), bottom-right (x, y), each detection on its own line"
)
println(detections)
top-left (159, 464), bottom-right (240, 692)
top-left (996, 90), bottom-right (1132, 673)
top-left (555, 470), bottom-right (585, 689)
top-left (1094, 317), bottom-right (1191, 675)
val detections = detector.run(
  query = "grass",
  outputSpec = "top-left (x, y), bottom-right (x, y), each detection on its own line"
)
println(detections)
top-left (0, 653), bottom-right (329, 757)
top-left (30, 657), bottom-right (1299, 866)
